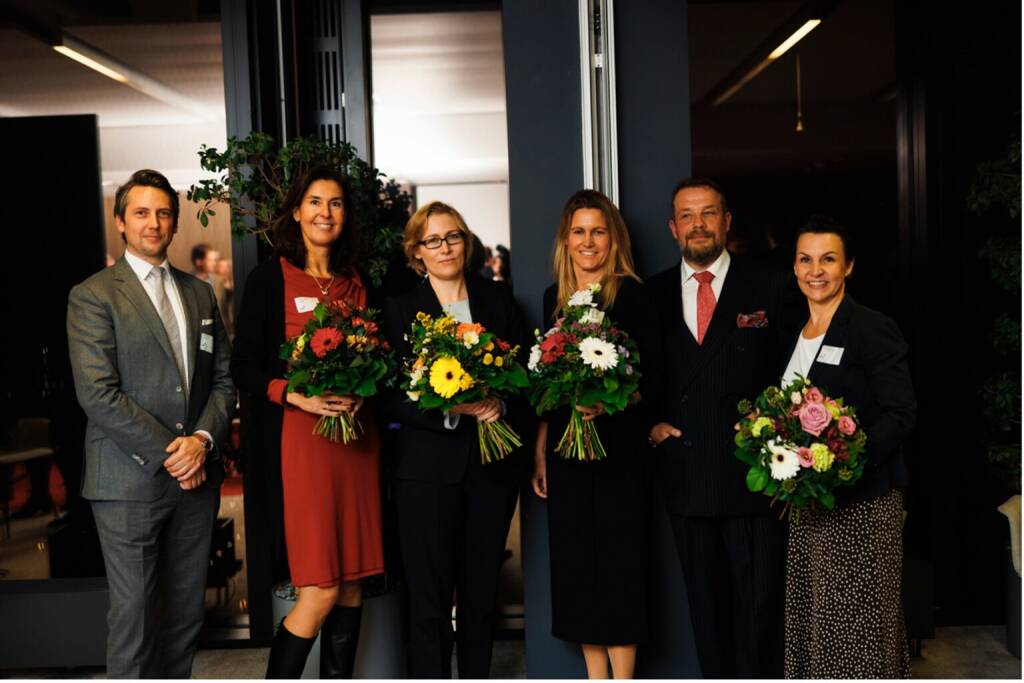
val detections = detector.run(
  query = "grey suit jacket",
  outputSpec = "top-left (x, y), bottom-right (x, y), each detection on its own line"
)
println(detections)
top-left (67, 257), bottom-right (235, 502)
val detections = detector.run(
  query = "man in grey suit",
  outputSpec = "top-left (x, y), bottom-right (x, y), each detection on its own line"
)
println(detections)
top-left (67, 169), bottom-right (234, 678)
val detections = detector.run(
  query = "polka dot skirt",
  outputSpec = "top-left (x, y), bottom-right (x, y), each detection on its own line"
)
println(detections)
top-left (784, 489), bottom-right (910, 679)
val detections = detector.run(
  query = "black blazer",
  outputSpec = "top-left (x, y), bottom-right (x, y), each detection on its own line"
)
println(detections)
top-left (648, 254), bottom-right (794, 517)
top-left (382, 273), bottom-right (531, 484)
top-left (788, 295), bottom-right (916, 508)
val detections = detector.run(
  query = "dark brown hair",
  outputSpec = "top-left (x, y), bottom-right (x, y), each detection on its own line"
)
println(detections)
top-left (272, 165), bottom-right (358, 274)
top-left (796, 214), bottom-right (855, 260)
top-left (114, 169), bottom-right (179, 223)
top-left (669, 176), bottom-right (729, 216)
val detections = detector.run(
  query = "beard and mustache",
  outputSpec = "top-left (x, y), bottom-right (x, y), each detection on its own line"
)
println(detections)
top-left (680, 229), bottom-right (724, 267)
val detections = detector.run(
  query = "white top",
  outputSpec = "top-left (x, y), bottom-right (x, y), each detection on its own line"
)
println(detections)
top-left (782, 332), bottom-right (826, 386)
top-left (442, 298), bottom-right (472, 323)
top-left (680, 250), bottom-right (731, 339)
top-left (124, 250), bottom-right (191, 393)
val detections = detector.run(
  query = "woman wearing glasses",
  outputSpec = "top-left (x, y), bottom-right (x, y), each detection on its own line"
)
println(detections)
top-left (382, 201), bottom-right (529, 678)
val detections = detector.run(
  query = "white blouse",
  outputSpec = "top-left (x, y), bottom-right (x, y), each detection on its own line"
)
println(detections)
top-left (782, 332), bottom-right (825, 386)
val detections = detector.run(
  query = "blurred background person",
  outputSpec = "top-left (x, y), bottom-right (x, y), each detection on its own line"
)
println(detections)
top-left (191, 243), bottom-right (234, 340)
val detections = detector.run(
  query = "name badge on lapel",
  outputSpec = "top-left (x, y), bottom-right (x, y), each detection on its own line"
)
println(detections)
top-left (817, 345), bottom-right (844, 366)
top-left (200, 333), bottom-right (214, 354)
top-left (295, 296), bottom-right (319, 313)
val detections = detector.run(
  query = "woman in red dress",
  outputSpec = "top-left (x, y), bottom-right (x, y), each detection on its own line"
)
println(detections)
top-left (232, 165), bottom-right (384, 678)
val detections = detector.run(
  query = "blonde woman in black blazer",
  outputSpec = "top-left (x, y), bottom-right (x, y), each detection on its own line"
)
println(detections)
top-left (382, 201), bottom-right (529, 678)
top-left (781, 216), bottom-right (916, 678)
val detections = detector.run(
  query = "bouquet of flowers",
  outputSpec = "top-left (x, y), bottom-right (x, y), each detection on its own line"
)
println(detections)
top-left (526, 283), bottom-right (641, 461)
top-left (279, 300), bottom-right (396, 443)
top-left (402, 312), bottom-right (529, 463)
top-left (734, 376), bottom-right (868, 519)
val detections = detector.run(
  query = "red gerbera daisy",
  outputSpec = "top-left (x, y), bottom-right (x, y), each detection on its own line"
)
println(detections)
top-left (310, 327), bottom-right (344, 358)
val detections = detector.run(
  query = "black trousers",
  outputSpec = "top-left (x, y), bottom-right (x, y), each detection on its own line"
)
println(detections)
top-left (394, 465), bottom-right (519, 678)
top-left (669, 514), bottom-right (786, 679)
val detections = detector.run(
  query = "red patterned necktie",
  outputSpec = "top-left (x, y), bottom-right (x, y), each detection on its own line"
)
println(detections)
top-left (694, 270), bottom-right (716, 344)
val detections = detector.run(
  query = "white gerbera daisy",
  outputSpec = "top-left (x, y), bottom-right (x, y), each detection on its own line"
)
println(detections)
top-left (567, 288), bottom-right (594, 307)
top-left (580, 308), bottom-right (605, 325)
top-left (528, 344), bottom-right (543, 372)
top-left (462, 330), bottom-right (479, 348)
top-left (767, 440), bottom-right (800, 481)
top-left (579, 337), bottom-right (618, 371)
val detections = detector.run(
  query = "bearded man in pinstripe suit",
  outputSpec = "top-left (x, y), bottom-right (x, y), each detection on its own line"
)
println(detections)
top-left (648, 178), bottom-right (792, 678)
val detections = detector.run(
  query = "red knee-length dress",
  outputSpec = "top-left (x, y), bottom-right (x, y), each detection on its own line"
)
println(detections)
top-left (266, 257), bottom-right (385, 587)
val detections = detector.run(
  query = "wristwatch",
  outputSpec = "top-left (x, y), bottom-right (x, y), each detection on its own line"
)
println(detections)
top-left (194, 433), bottom-right (215, 452)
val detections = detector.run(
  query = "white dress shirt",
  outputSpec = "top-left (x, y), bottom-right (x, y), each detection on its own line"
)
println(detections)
top-left (124, 250), bottom-right (192, 393)
top-left (124, 250), bottom-right (213, 446)
top-left (680, 250), bottom-right (731, 339)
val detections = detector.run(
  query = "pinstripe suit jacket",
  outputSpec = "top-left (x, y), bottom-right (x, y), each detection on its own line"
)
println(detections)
top-left (649, 255), bottom-right (793, 517)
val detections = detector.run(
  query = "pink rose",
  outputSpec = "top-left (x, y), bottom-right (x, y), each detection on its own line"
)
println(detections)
top-left (798, 401), bottom-right (832, 436)
top-left (805, 387), bottom-right (824, 403)
top-left (797, 447), bottom-right (815, 468)
top-left (837, 415), bottom-right (857, 436)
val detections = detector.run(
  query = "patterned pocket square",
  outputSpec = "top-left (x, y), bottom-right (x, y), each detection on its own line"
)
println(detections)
top-left (737, 310), bottom-right (768, 328)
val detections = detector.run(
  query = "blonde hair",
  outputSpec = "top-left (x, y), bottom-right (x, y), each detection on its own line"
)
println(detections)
top-left (403, 201), bottom-right (475, 276)
top-left (551, 189), bottom-right (641, 317)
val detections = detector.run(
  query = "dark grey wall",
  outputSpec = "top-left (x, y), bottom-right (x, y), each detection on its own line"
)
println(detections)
top-left (503, 0), bottom-right (586, 677)
top-left (615, 0), bottom-right (693, 279)
top-left (505, 0), bottom-right (698, 678)
top-left (614, 5), bottom-right (700, 677)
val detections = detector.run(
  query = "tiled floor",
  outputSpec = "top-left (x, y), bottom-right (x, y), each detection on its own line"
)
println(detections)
top-left (8, 625), bottom-right (1017, 679)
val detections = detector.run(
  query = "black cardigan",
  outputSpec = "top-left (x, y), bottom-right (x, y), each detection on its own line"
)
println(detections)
top-left (381, 273), bottom-right (531, 484)
top-left (789, 294), bottom-right (917, 507)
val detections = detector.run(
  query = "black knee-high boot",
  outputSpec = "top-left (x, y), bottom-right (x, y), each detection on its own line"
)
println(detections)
top-left (320, 605), bottom-right (363, 679)
top-left (265, 621), bottom-right (315, 679)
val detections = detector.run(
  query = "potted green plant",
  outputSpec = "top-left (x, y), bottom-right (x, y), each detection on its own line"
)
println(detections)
top-left (969, 133), bottom-right (1021, 656)
top-left (186, 132), bottom-right (412, 286)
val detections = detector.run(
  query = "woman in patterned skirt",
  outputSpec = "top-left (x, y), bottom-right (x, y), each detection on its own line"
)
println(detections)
top-left (780, 216), bottom-right (916, 678)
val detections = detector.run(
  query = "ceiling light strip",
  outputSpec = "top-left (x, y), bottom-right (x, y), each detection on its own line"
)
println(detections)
top-left (53, 33), bottom-right (214, 121)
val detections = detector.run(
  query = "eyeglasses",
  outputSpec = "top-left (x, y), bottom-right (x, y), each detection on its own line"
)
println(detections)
top-left (418, 231), bottom-right (465, 250)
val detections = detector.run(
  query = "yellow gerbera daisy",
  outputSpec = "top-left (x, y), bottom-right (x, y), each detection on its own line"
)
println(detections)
top-left (483, 353), bottom-right (494, 365)
top-left (429, 357), bottom-right (465, 399)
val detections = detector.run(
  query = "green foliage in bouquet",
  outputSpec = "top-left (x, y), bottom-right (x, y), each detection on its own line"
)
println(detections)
top-left (186, 132), bottom-right (412, 286)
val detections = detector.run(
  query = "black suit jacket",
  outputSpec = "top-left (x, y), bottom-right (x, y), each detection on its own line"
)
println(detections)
top-left (648, 254), bottom-right (793, 517)
top-left (382, 273), bottom-right (531, 484)
top-left (789, 295), bottom-right (916, 507)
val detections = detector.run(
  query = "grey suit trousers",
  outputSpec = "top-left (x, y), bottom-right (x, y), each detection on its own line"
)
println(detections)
top-left (92, 482), bottom-right (219, 678)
